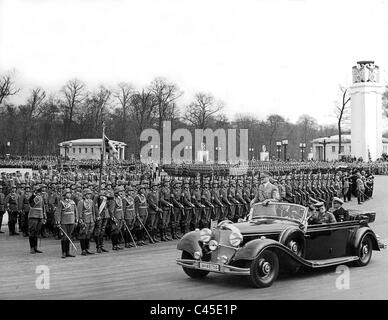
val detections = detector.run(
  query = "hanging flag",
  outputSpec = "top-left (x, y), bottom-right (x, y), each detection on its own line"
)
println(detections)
top-left (104, 134), bottom-right (119, 159)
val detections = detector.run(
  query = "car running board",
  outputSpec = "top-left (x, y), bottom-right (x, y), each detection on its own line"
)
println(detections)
top-left (306, 256), bottom-right (359, 268)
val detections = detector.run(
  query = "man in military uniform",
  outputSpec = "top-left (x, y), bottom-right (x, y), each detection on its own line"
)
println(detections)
top-left (234, 179), bottom-right (247, 220)
top-left (284, 175), bottom-right (295, 203)
top-left (5, 185), bottom-right (20, 235)
top-left (159, 179), bottom-right (173, 241)
top-left (201, 180), bottom-right (214, 228)
top-left (191, 181), bottom-right (205, 230)
top-left (329, 197), bottom-right (349, 222)
top-left (109, 186), bottom-right (125, 250)
top-left (356, 172), bottom-right (365, 204)
top-left (77, 188), bottom-right (95, 255)
top-left (228, 179), bottom-right (240, 222)
top-left (28, 185), bottom-right (46, 254)
top-left (251, 172), bottom-right (280, 206)
top-left (40, 184), bottom-right (50, 238)
top-left (55, 188), bottom-right (78, 258)
top-left (147, 182), bottom-right (162, 243)
top-left (219, 180), bottom-right (232, 221)
top-left (211, 179), bottom-right (224, 222)
top-left (19, 184), bottom-right (32, 237)
top-left (308, 202), bottom-right (336, 224)
top-left (134, 185), bottom-right (149, 245)
top-left (123, 185), bottom-right (136, 247)
top-left (0, 184), bottom-right (5, 233)
top-left (181, 180), bottom-right (195, 235)
top-left (170, 180), bottom-right (184, 239)
top-left (93, 188), bottom-right (110, 253)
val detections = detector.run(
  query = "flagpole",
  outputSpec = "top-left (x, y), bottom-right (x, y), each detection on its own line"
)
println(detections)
top-left (99, 122), bottom-right (106, 194)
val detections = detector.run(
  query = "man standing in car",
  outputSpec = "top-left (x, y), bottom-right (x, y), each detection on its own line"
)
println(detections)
top-left (250, 172), bottom-right (280, 206)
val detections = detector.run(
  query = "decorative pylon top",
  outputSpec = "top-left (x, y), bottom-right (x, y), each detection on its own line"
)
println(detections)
top-left (352, 60), bottom-right (379, 83)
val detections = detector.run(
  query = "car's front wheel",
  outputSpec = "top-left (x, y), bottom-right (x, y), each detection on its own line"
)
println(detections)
top-left (181, 251), bottom-right (209, 278)
top-left (249, 249), bottom-right (279, 288)
top-left (355, 234), bottom-right (373, 267)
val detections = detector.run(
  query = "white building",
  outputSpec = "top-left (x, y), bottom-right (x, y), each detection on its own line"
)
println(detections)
top-left (312, 134), bottom-right (388, 161)
top-left (59, 139), bottom-right (126, 160)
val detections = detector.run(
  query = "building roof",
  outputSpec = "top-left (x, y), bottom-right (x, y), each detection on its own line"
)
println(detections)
top-left (58, 139), bottom-right (127, 147)
top-left (312, 134), bottom-right (388, 144)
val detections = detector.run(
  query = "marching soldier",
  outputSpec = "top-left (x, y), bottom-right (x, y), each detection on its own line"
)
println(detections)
top-left (147, 182), bottom-right (162, 243)
top-left (134, 184), bottom-right (149, 245)
top-left (109, 186), bottom-right (125, 250)
top-left (123, 185), bottom-right (136, 247)
top-left (77, 188), bottom-right (95, 255)
top-left (55, 188), bottom-right (78, 258)
top-left (28, 185), bottom-right (46, 254)
top-left (159, 179), bottom-right (173, 241)
top-left (93, 189), bottom-right (110, 253)
top-left (0, 184), bottom-right (5, 233)
top-left (5, 185), bottom-right (20, 235)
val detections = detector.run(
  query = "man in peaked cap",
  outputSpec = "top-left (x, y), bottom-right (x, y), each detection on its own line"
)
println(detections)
top-left (5, 185), bottom-right (20, 235)
top-left (93, 188), bottom-right (110, 253)
top-left (55, 188), bottom-right (78, 258)
top-left (134, 184), bottom-right (149, 246)
top-left (77, 188), bottom-right (96, 255)
top-left (170, 180), bottom-right (184, 239)
top-left (201, 179), bottom-right (213, 229)
top-left (330, 197), bottom-right (349, 222)
top-left (109, 186), bottom-right (125, 250)
top-left (309, 202), bottom-right (336, 224)
top-left (251, 171), bottom-right (280, 207)
top-left (19, 184), bottom-right (32, 237)
top-left (147, 182), bottom-right (162, 243)
top-left (181, 180), bottom-right (195, 235)
top-left (191, 181), bottom-right (205, 230)
top-left (27, 184), bottom-right (46, 254)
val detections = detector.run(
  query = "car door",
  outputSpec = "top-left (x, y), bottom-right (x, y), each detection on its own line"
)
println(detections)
top-left (304, 222), bottom-right (355, 260)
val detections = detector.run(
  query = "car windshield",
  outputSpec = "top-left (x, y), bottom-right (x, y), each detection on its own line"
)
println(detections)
top-left (250, 202), bottom-right (307, 224)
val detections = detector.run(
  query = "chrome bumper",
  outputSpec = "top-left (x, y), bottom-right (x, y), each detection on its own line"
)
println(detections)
top-left (176, 258), bottom-right (250, 276)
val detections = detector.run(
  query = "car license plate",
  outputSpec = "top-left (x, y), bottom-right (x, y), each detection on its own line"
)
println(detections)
top-left (199, 262), bottom-right (220, 271)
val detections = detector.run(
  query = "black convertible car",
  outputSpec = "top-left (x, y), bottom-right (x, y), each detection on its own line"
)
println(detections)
top-left (176, 202), bottom-right (386, 288)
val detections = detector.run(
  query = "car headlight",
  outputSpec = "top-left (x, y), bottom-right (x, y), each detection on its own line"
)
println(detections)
top-left (199, 228), bottom-right (212, 243)
top-left (229, 231), bottom-right (243, 247)
top-left (208, 240), bottom-right (218, 251)
top-left (193, 251), bottom-right (201, 259)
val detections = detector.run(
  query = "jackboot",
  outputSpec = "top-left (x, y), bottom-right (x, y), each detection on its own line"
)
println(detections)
top-left (171, 226), bottom-right (177, 240)
top-left (81, 239), bottom-right (87, 255)
top-left (66, 241), bottom-right (75, 257)
top-left (148, 230), bottom-right (155, 244)
top-left (152, 228), bottom-right (160, 243)
top-left (29, 237), bottom-right (35, 254)
top-left (85, 239), bottom-right (94, 254)
top-left (34, 237), bottom-right (43, 253)
top-left (164, 227), bottom-right (172, 241)
top-left (100, 235), bottom-right (109, 252)
top-left (61, 240), bottom-right (66, 258)
top-left (136, 230), bottom-right (143, 246)
top-left (159, 228), bottom-right (166, 241)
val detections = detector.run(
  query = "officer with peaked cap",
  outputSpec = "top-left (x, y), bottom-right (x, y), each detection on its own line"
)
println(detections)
top-left (77, 188), bottom-right (95, 255)
top-left (146, 182), bottom-right (162, 243)
top-left (27, 184), bottom-right (46, 254)
top-left (109, 186), bottom-right (125, 250)
top-left (330, 197), bottom-right (349, 222)
top-left (93, 188), bottom-right (110, 253)
top-left (251, 171), bottom-right (280, 206)
top-left (309, 202), bottom-right (336, 224)
top-left (134, 184), bottom-right (149, 245)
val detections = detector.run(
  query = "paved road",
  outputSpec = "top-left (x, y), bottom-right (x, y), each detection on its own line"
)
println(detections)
top-left (1, 176), bottom-right (387, 300)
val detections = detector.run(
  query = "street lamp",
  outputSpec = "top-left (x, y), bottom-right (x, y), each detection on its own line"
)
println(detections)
top-left (282, 140), bottom-right (288, 161)
top-left (299, 143), bottom-right (306, 161)
top-left (276, 141), bottom-right (282, 160)
top-left (215, 146), bottom-right (222, 163)
top-left (248, 147), bottom-right (254, 161)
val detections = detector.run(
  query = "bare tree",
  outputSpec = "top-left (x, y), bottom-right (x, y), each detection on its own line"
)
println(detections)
top-left (266, 114), bottom-right (285, 156)
top-left (184, 92), bottom-right (224, 129)
top-left (335, 86), bottom-right (351, 158)
top-left (61, 79), bottom-right (85, 140)
top-left (0, 72), bottom-right (19, 106)
top-left (19, 88), bottom-right (46, 154)
top-left (297, 114), bottom-right (318, 144)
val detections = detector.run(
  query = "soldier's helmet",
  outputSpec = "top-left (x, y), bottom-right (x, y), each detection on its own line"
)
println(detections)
top-left (83, 188), bottom-right (92, 196)
top-left (114, 186), bottom-right (125, 194)
top-left (212, 180), bottom-right (219, 187)
top-left (63, 188), bottom-right (71, 196)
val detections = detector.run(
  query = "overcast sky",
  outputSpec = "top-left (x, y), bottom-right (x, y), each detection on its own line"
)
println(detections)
top-left (1, 0), bottom-right (387, 126)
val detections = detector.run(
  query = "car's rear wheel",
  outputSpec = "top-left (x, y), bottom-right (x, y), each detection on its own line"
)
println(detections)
top-left (355, 234), bottom-right (373, 267)
top-left (249, 249), bottom-right (279, 288)
top-left (181, 251), bottom-right (209, 278)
